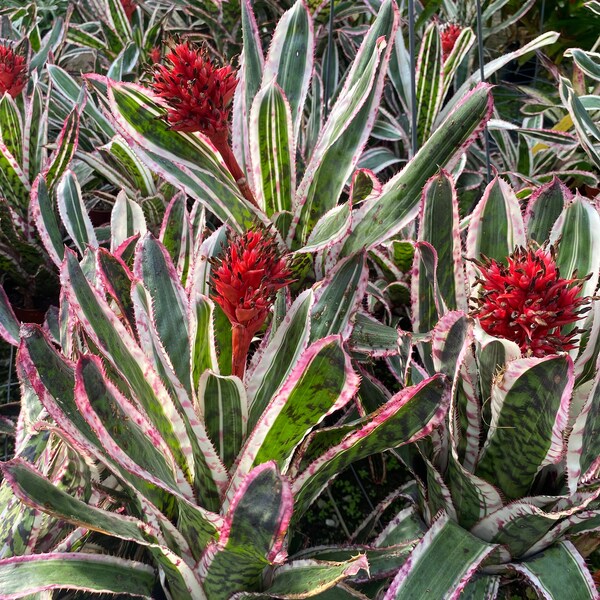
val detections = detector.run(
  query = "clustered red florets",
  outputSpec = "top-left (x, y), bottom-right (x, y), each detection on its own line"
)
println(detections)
top-left (151, 41), bottom-right (238, 135)
top-left (0, 45), bottom-right (27, 98)
top-left (120, 0), bottom-right (137, 20)
top-left (211, 228), bottom-right (293, 337)
top-left (472, 247), bottom-right (590, 357)
top-left (440, 23), bottom-right (462, 61)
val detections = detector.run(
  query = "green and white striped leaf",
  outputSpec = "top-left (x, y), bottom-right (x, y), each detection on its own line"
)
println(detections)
top-left (44, 109), bottom-right (80, 191)
top-left (23, 84), bottom-right (47, 183)
top-left (110, 190), bottom-right (147, 252)
top-left (247, 289), bottom-right (313, 429)
top-left (290, 0), bottom-right (398, 245)
top-left (415, 22), bottom-right (442, 144)
top-left (0, 141), bottom-right (29, 219)
top-left (524, 177), bottom-right (571, 245)
top-left (476, 355), bottom-right (573, 500)
top-left (249, 82), bottom-right (294, 216)
top-left (158, 194), bottom-right (191, 286)
top-left (509, 541), bottom-right (597, 600)
top-left (262, 0), bottom-right (313, 141)
top-left (342, 83), bottom-right (493, 255)
top-left (568, 49), bottom-right (600, 82)
top-left (465, 176), bottom-right (526, 287)
top-left (108, 81), bottom-right (265, 232)
top-left (190, 294), bottom-right (219, 390)
top-left (0, 94), bottom-right (23, 167)
top-left (102, 135), bottom-right (156, 196)
top-left (200, 462), bottom-right (293, 600)
top-left (56, 170), bottom-right (97, 256)
top-left (197, 372), bottom-right (247, 470)
top-left (0, 553), bottom-right (156, 598)
top-left (382, 514), bottom-right (496, 600)
top-left (549, 194), bottom-right (600, 300)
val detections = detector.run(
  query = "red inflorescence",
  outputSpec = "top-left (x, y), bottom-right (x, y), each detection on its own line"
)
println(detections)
top-left (441, 23), bottom-right (462, 61)
top-left (472, 247), bottom-right (590, 357)
top-left (0, 45), bottom-right (27, 98)
top-left (120, 0), bottom-right (137, 20)
top-left (151, 41), bottom-right (238, 135)
top-left (149, 46), bottom-right (162, 64)
top-left (211, 228), bottom-right (293, 337)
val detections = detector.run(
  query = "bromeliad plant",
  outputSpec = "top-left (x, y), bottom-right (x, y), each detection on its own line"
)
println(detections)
top-left (0, 189), bottom-right (451, 597)
top-left (375, 171), bottom-right (600, 598)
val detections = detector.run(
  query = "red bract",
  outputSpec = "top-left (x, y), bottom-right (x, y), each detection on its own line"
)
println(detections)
top-left (149, 46), bottom-right (162, 64)
top-left (212, 228), bottom-right (292, 378)
top-left (120, 0), bottom-right (136, 20)
top-left (441, 23), bottom-right (462, 61)
top-left (212, 228), bottom-right (292, 336)
top-left (472, 247), bottom-right (590, 357)
top-left (0, 45), bottom-right (27, 98)
top-left (152, 42), bottom-right (238, 135)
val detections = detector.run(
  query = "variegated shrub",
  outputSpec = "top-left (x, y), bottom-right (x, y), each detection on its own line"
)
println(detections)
top-left (375, 172), bottom-right (600, 599)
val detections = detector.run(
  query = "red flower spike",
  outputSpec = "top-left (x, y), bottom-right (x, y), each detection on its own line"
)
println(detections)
top-left (440, 23), bottom-right (462, 61)
top-left (152, 41), bottom-right (238, 136)
top-left (0, 45), bottom-right (27, 98)
top-left (149, 46), bottom-right (162, 64)
top-left (211, 228), bottom-right (293, 378)
top-left (120, 0), bottom-right (137, 20)
top-left (472, 247), bottom-right (591, 357)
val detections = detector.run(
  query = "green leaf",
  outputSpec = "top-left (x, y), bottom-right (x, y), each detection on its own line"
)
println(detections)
top-left (108, 82), bottom-right (264, 233)
top-left (201, 463), bottom-right (292, 600)
top-left (56, 170), bottom-right (98, 256)
top-left (262, 0), bottom-right (313, 140)
top-left (198, 372), bottom-right (247, 470)
top-left (45, 109), bottom-right (80, 191)
top-left (0, 141), bottom-right (29, 219)
top-left (110, 190), bottom-right (147, 252)
top-left (511, 541), bottom-right (597, 599)
top-left (383, 515), bottom-right (495, 600)
top-left (291, 0), bottom-right (398, 245)
top-left (309, 252), bottom-right (367, 343)
top-left (0, 94), bottom-right (23, 167)
top-left (476, 355), bottom-right (573, 500)
top-left (237, 337), bottom-right (358, 477)
top-left (190, 294), bottom-right (219, 390)
top-left (550, 194), bottom-right (600, 300)
top-left (341, 84), bottom-right (493, 255)
top-left (266, 556), bottom-right (370, 598)
top-left (247, 289), bottom-right (313, 429)
top-left (0, 553), bottom-right (156, 598)
top-left (249, 82), bottom-right (294, 216)
top-left (465, 176), bottom-right (526, 285)
top-left (23, 84), bottom-right (47, 183)
top-left (415, 23), bottom-right (442, 144)
top-left (524, 177), bottom-right (570, 245)
top-left (292, 375), bottom-right (449, 518)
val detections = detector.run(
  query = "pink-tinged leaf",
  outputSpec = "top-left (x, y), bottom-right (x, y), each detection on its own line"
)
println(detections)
top-left (291, 1), bottom-right (398, 246)
top-left (229, 336), bottom-right (359, 504)
top-left (60, 250), bottom-right (199, 487)
top-left (524, 178), bottom-right (572, 246)
top-left (0, 552), bottom-right (156, 598)
top-left (56, 169), bottom-right (98, 255)
top-left (465, 176), bottom-right (526, 288)
top-left (382, 513), bottom-right (496, 600)
top-left (417, 170), bottom-right (467, 313)
top-left (30, 175), bottom-right (65, 267)
top-left (262, 0), bottom-right (314, 143)
top-left (44, 108), bottom-right (80, 190)
top-left (159, 192), bottom-right (191, 284)
top-left (509, 541), bottom-right (599, 600)
top-left (107, 80), bottom-right (266, 232)
top-left (231, 0), bottom-right (264, 186)
top-left (23, 83), bottom-right (47, 184)
top-left (246, 289), bottom-right (314, 429)
top-left (0, 140), bottom-right (29, 219)
top-left (567, 365), bottom-right (600, 493)
top-left (341, 83), bottom-right (493, 255)
top-left (0, 286), bottom-right (20, 345)
top-left (110, 190), bottom-right (147, 253)
top-left (265, 555), bottom-right (370, 597)
top-left (199, 462), bottom-right (293, 600)
top-left (292, 374), bottom-right (449, 517)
